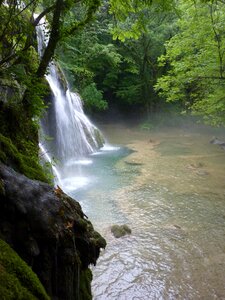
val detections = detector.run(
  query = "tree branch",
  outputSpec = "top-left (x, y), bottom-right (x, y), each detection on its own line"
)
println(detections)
top-left (36, 0), bottom-right (64, 77)
top-left (33, 5), bottom-right (55, 26)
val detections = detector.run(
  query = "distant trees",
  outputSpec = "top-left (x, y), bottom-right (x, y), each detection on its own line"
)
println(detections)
top-left (115, 8), bottom-right (176, 117)
top-left (58, 1), bottom-right (177, 116)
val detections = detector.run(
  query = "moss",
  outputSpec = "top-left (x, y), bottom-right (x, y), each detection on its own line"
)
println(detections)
top-left (0, 239), bottom-right (50, 300)
top-left (0, 134), bottom-right (50, 183)
top-left (76, 218), bottom-right (88, 231)
top-left (25, 46), bottom-right (39, 74)
top-left (79, 268), bottom-right (93, 300)
top-left (111, 224), bottom-right (132, 238)
top-left (91, 230), bottom-right (107, 248)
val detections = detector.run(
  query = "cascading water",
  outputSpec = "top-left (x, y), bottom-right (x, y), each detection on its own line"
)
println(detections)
top-left (36, 17), bottom-right (103, 186)
top-left (43, 66), bottom-right (100, 161)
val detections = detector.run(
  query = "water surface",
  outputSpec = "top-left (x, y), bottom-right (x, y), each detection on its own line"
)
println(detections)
top-left (69, 124), bottom-right (225, 300)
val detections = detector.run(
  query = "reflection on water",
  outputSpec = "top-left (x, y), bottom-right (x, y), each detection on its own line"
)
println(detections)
top-left (70, 125), bottom-right (225, 300)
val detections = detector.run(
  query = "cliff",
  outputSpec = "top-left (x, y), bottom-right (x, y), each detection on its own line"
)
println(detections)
top-left (0, 163), bottom-right (106, 299)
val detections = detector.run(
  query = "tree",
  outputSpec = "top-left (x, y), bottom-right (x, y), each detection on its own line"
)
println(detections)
top-left (155, 0), bottom-right (225, 126)
top-left (115, 7), bottom-right (177, 117)
top-left (57, 1), bottom-right (177, 117)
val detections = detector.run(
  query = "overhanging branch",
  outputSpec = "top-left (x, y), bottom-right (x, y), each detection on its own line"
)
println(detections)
top-left (33, 5), bottom-right (55, 26)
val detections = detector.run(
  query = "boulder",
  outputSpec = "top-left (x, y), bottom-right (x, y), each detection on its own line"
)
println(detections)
top-left (0, 163), bottom-right (106, 300)
top-left (111, 224), bottom-right (132, 238)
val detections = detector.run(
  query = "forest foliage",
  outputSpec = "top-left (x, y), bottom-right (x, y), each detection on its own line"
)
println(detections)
top-left (155, 0), bottom-right (225, 126)
top-left (56, 0), bottom-right (225, 126)
top-left (57, 0), bottom-right (178, 116)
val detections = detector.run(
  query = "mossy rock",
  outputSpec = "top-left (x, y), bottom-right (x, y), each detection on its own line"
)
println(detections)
top-left (79, 268), bottom-right (93, 300)
top-left (111, 224), bottom-right (132, 238)
top-left (0, 77), bottom-right (24, 104)
top-left (0, 239), bottom-right (50, 300)
top-left (91, 229), bottom-right (107, 248)
top-left (0, 134), bottom-right (50, 183)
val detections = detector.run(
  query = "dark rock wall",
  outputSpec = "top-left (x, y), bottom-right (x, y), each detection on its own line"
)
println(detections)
top-left (0, 163), bottom-right (106, 300)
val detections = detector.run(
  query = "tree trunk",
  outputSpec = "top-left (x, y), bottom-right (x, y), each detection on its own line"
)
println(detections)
top-left (36, 0), bottom-right (64, 78)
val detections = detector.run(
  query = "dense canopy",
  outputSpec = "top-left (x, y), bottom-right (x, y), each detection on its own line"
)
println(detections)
top-left (0, 0), bottom-right (225, 132)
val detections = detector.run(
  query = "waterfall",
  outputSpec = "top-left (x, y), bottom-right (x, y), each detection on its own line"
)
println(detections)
top-left (36, 17), bottom-right (104, 185)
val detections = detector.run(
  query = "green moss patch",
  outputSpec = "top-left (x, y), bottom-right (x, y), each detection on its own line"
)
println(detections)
top-left (79, 268), bottom-right (93, 300)
top-left (0, 134), bottom-right (49, 183)
top-left (0, 239), bottom-right (50, 300)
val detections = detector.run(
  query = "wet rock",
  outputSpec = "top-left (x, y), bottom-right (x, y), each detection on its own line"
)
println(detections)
top-left (210, 137), bottom-right (225, 145)
top-left (0, 78), bottom-right (25, 104)
top-left (187, 162), bottom-right (209, 176)
top-left (210, 137), bottom-right (225, 150)
top-left (124, 160), bottom-right (143, 166)
top-left (173, 224), bottom-right (181, 229)
top-left (196, 170), bottom-right (209, 176)
top-left (94, 128), bottom-right (105, 148)
top-left (111, 224), bottom-right (132, 238)
top-left (192, 162), bottom-right (204, 168)
top-left (25, 237), bottom-right (40, 257)
top-left (0, 163), bottom-right (106, 300)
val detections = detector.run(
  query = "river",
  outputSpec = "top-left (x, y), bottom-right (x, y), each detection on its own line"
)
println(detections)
top-left (69, 123), bottom-right (225, 300)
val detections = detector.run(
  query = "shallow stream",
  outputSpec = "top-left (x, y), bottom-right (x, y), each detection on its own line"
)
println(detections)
top-left (66, 124), bottom-right (225, 299)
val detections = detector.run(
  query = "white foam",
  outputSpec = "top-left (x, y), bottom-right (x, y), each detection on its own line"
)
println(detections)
top-left (61, 176), bottom-right (89, 191)
top-left (65, 159), bottom-right (93, 167)
top-left (100, 144), bottom-right (120, 151)
top-left (91, 152), bottom-right (102, 156)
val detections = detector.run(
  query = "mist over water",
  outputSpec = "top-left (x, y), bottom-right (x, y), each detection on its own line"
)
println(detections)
top-left (70, 123), bottom-right (225, 300)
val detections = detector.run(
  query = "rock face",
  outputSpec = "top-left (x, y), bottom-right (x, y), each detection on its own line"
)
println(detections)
top-left (0, 163), bottom-right (106, 300)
